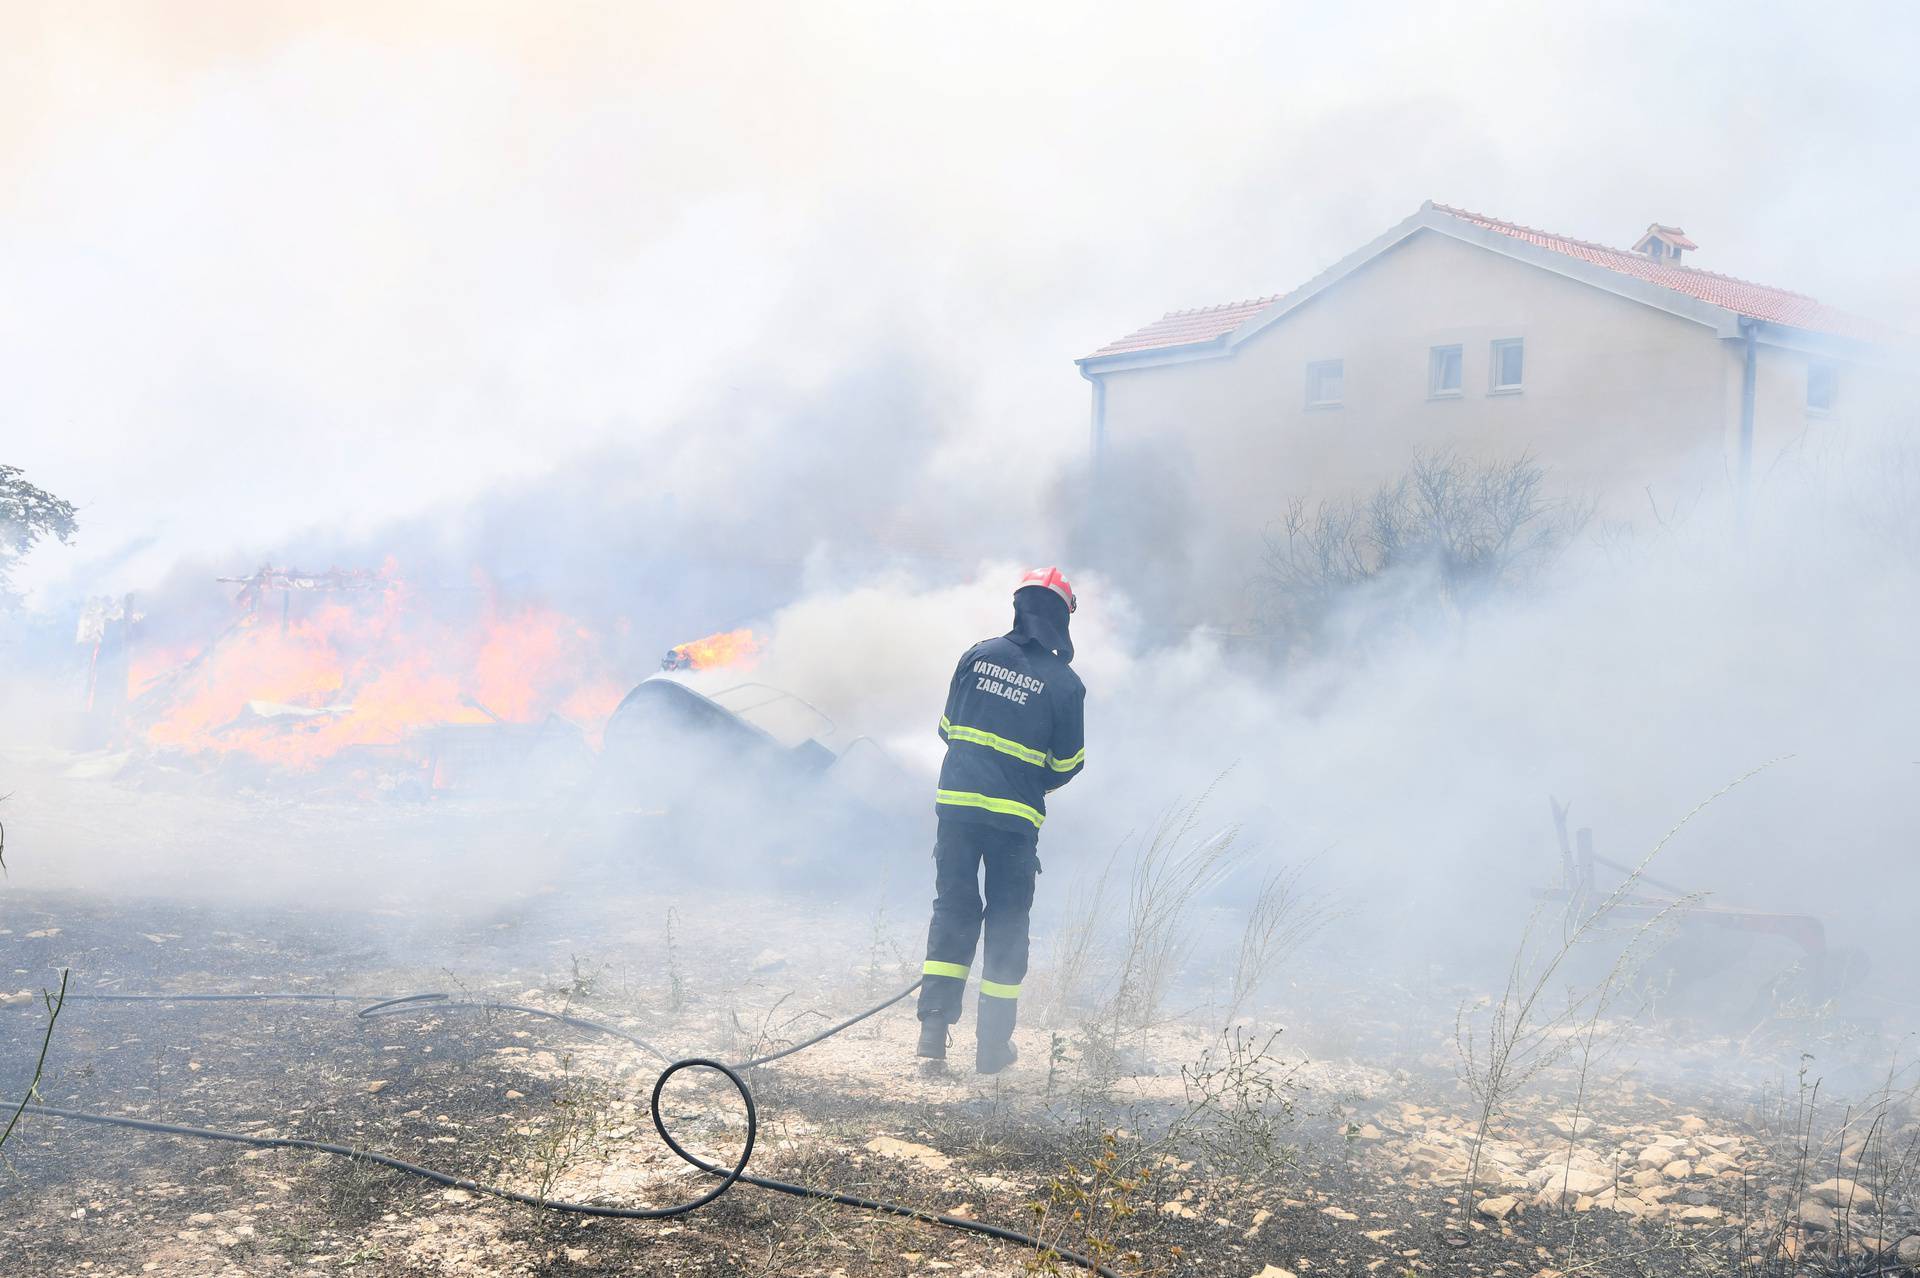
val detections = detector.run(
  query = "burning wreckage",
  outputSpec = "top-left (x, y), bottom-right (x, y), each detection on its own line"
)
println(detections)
top-left (96, 567), bottom-right (907, 841)
top-left (107, 566), bottom-right (621, 795)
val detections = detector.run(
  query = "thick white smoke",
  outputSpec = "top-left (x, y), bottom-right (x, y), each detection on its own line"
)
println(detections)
top-left (743, 426), bottom-right (1918, 1006)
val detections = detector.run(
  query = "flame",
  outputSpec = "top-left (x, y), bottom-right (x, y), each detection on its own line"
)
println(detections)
top-left (127, 643), bottom-right (202, 699)
top-left (127, 570), bottom-right (628, 772)
top-left (663, 627), bottom-right (761, 672)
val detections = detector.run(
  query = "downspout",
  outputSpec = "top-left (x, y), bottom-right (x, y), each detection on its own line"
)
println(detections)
top-left (1737, 317), bottom-right (1757, 526)
top-left (1078, 364), bottom-right (1107, 462)
top-left (1078, 363), bottom-right (1107, 555)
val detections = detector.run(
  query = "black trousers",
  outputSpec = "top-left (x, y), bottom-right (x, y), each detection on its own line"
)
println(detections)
top-left (918, 819), bottom-right (1039, 1044)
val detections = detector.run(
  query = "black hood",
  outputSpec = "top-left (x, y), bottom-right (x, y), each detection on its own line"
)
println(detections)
top-left (1011, 586), bottom-right (1073, 664)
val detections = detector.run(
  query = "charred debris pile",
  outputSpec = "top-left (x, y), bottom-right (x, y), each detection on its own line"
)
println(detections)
top-left (66, 565), bottom-right (791, 801)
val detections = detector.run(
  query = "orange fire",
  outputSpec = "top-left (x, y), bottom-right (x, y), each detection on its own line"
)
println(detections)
top-left (128, 572), bottom-right (627, 772)
top-left (663, 627), bottom-right (761, 672)
top-left (128, 643), bottom-right (201, 700)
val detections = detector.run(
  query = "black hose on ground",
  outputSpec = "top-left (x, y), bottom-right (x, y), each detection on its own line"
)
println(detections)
top-left (8, 983), bottom-right (1116, 1276)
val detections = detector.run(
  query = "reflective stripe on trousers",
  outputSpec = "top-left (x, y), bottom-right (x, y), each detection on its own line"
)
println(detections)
top-left (918, 822), bottom-right (1037, 1040)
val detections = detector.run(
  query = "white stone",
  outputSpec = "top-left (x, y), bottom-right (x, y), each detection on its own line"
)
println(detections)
top-left (1477, 1195), bottom-right (1519, 1221)
top-left (1807, 1178), bottom-right (1875, 1209)
top-left (863, 1136), bottom-right (953, 1171)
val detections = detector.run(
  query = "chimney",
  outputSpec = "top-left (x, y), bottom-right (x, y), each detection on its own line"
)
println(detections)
top-left (1632, 222), bottom-right (1697, 264)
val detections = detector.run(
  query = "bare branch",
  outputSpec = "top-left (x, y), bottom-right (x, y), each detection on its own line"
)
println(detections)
top-left (0, 968), bottom-right (68, 1151)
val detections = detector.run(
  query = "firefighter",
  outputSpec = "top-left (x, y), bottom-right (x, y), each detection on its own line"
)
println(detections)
top-left (917, 567), bottom-right (1085, 1074)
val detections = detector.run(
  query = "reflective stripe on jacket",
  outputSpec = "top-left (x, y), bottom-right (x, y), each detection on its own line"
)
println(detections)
top-left (934, 632), bottom-right (1084, 835)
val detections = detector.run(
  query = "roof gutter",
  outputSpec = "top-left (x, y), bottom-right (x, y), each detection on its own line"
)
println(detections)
top-left (1741, 318), bottom-right (1895, 364)
top-left (1074, 334), bottom-right (1235, 375)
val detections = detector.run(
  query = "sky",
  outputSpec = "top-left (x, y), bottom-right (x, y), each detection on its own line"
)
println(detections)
top-left (4, 0), bottom-right (1918, 599)
top-left (3, 2), bottom-right (1918, 1028)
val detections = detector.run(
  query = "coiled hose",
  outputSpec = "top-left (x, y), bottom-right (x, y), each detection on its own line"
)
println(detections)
top-left (9, 983), bottom-right (1117, 1276)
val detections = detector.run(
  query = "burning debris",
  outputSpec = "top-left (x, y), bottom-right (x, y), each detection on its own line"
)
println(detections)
top-left (74, 594), bottom-right (141, 728)
top-left (119, 565), bottom-right (627, 787)
top-left (660, 627), bottom-right (761, 673)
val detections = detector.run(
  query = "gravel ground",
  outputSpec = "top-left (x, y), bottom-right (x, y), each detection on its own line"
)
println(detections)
top-left (2, 759), bottom-right (1916, 1277)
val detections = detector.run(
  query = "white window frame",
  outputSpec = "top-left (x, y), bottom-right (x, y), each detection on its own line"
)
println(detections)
top-left (1306, 358), bottom-right (1344, 409)
top-left (1428, 344), bottom-right (1464, 399)
top-left (1806, 362), bottom-right (1838, 415)
top-left (1489, 338), bottom-right (1525, 394)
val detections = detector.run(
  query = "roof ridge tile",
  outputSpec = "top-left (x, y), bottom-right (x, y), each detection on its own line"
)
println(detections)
top-left (1083, 203), bottom-right (1893, 361)
top-left (1430, 203), bottom-right (1820, 300)
top-left (1163, 293), bottom-right (1284, 319)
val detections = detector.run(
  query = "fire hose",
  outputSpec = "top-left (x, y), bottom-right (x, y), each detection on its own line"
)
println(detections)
top-left (8, 983), bottom-right (1119, 1276)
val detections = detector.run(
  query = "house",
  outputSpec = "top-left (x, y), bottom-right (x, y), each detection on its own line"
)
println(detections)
top-left (1075, 202), bottom-right (1907, 613)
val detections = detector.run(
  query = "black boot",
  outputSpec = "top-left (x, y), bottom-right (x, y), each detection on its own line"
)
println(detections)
top-left (975, 990), bottom-right (1019, 1075)
top-left (976, 1037), bottom-right (1019, 1075)
top-left (916, 1021), bottom-right (949, 1059)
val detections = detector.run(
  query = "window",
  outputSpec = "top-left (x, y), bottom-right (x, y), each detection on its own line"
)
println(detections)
top-left (1490, 338), bottom-right (1525, 392)
top-left (1807, 363), bottom-right (1838, 414)
top-left (1306, 359), bottom-right (1344, 408)
top-left (1428, 344), bottom-right (1463, 397)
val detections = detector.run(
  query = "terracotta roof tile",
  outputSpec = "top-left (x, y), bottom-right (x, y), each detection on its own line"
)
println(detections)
top-left (1432, 204), bottom-right (1885, 339)
top-left (1084, 294), bottom-right (1284, 359)
top-left (1083, 204), bottom-right (1892, 360)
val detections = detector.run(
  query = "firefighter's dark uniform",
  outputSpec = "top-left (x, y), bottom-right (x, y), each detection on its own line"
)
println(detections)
top-left (918, 613), bottom-right (1084, 1055)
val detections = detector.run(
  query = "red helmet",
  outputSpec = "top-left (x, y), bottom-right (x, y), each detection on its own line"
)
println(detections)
top-left (1016, 566), bottom-right (1077, 614)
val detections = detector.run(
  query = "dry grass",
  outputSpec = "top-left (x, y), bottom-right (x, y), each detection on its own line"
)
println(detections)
top-left (1454, 762), bottom-right (1782, 1230)
top-left (0, 967), bottom-right (66, 1153)
top-left (1226, 860), bottom-right (1339, 1028)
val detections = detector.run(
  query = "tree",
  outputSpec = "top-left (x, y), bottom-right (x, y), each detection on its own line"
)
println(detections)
top-left (1257, 449), bottom-right (1588, 653)
top-left (0, 464), bottom-right (78, 602)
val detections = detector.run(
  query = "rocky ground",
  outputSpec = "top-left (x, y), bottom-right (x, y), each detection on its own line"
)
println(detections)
top-left (1, 755), bottom-right (1916, 1277)
top-left (4, 885), bottom-right (1916, 1278)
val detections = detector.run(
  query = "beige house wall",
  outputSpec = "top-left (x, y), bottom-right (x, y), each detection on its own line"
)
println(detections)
top-left (1097, 229), bottom-right (1745, 532)
top-left (1742, 343), bottom-right (1908, 483)
top-left (1090, 228), bottom-right (1908, 619)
